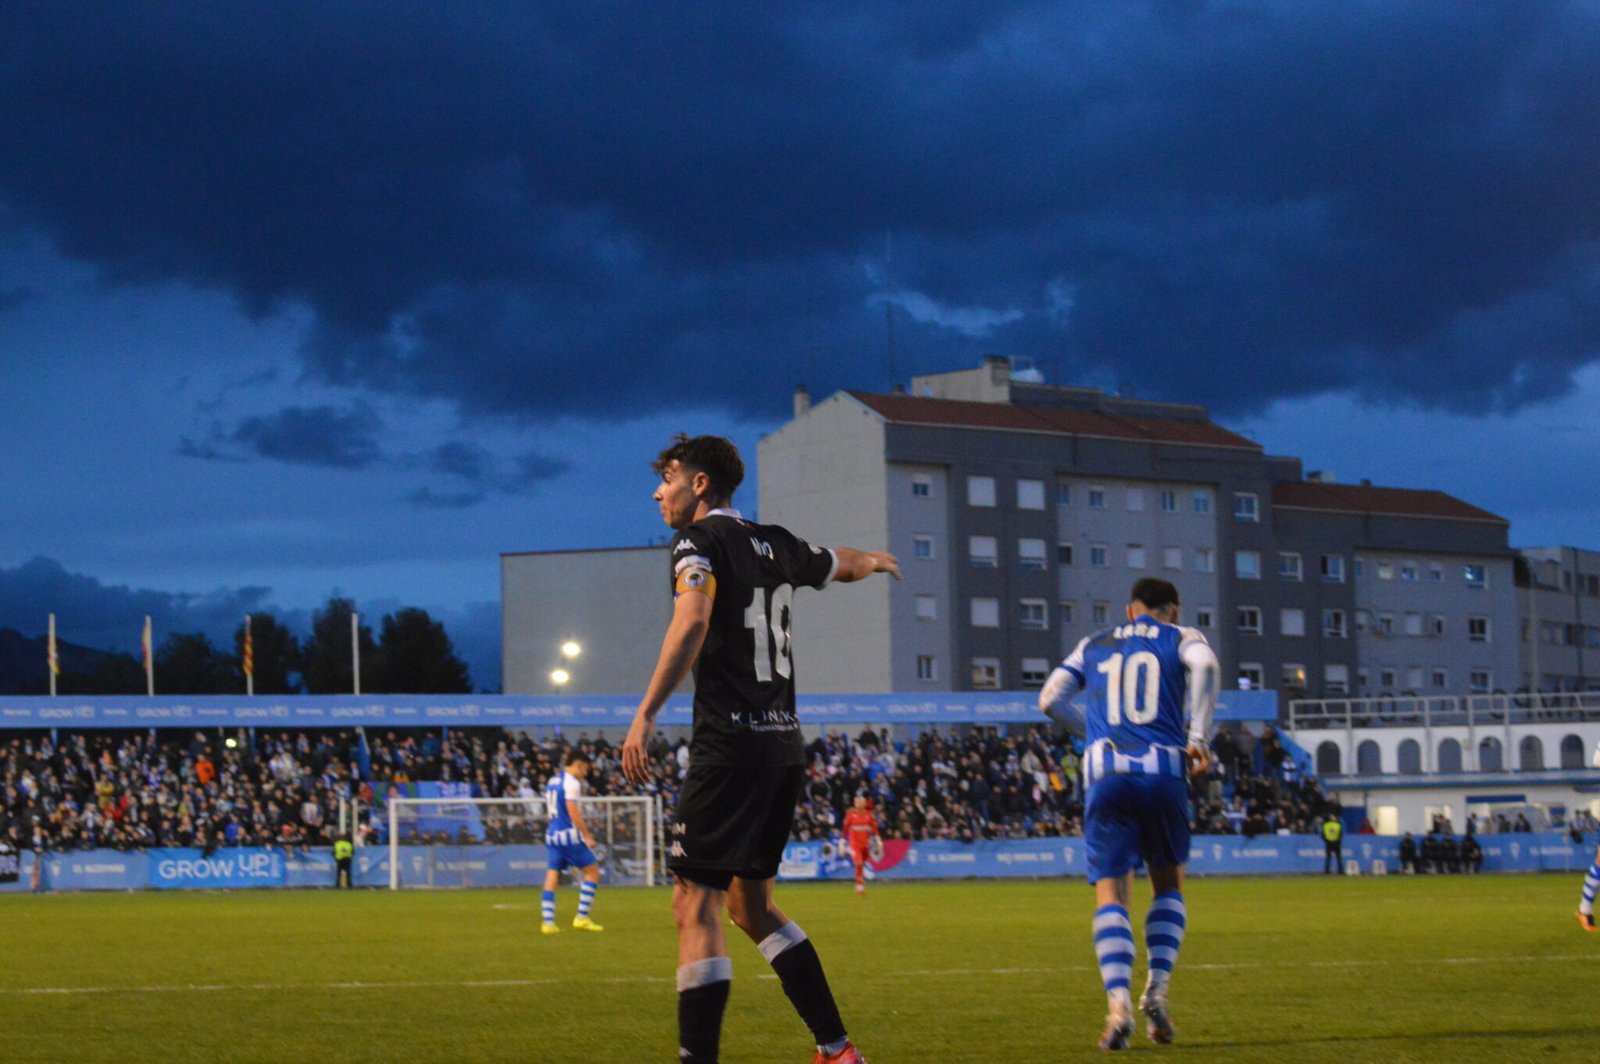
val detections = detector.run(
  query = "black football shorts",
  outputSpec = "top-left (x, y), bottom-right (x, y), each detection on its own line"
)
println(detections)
top-left (668, 762), bottom-right (806, 890)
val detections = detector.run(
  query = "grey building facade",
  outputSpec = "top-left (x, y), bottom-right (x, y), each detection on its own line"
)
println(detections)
top-left (1517, 546), bottom-right (1600, 693)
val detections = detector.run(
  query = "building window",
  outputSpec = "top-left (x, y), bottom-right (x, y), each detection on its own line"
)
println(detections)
top-left (1088, 486), bottom-right (1106, 510)
top-left (1400, 562), bottom-right (1418, 582)
top-left (1056, 482), bottom-right (1071, 506)
top-left (1282, 663), bottom-right (1307, 690)
top-left (1016, 479), bottom-right (1045, 511)
top-left (1019, 598), bottom-right (1048, 630)
top-left (1468, 616), bottom-right (1490, 642)
top-left (1235, 550), bottom-right (1261, 580)
top-left (1407, 666), bottom-right (1424, 691)
top-left (1469, 669), bottom-right (1491, 694)
top-left (1193, 491), bottom-right (1212, 515)
top-left (1354, 609), bottom-right (1369, 632)
top-left (1429, 563), bottom-right (1444, 583)
top-left (1057, 542), bottom-right (1074, 566)
top-left (1194, 608), bottom-right (1214, 629)
top-left (1377, 560), bottom-right (1394, 581)
top-left (1156, 489), bottom-right (1177, 513)
top-left (1380, 668), bottom-right (1397, 690)
top-left (916, 655), bottom-right (938, 681)
top-left (968, 535), bottom-right (998, 568)
top-left (1464, 564), bottom-right (1487, 589)
top-left (1020, 657), bottom-right (1050, 688)
top-left (1233, 493), bottom-right (1259, 522)
top-left (1059, 601), bottom-right (1074, 626)
top-left (1126, 489), bottom-right (1144, 512)
top-left (913, 535), bottom-right (934, 560)
top-left (1092, 602), bottom-right (1110, 625)
top-left (1321, 554), bottom-right (1346, 583)
top-left (970, 597), bottom-right (1000, 628)
top-left (1238, 663), bottom-right (1265, 690)
top-left (971, 658), bottom-right (1001, 689)
top-left (967, 475), bottom-right (997, 507)
top-left (1194, 548), bottom-right (1215, 573)
top-left (1353, 558), bottom-right (1365, 579)
top-left (915, 594), bottom-right (938, 621)
top-left (1323, 609), bottom-right (1347, 638)
top-left (1090, 544), bottom-right (1109, 568)
top-left (1280, 608), bottom-right (1306, 637)
top-left (1278, 552), bottom-right (1303, 581)
top-left (1431, 668), bottom-right (1448, 690)
top-left (1163, 546), bottom-right (1183, 570)
top-left (1376, 613), bottom-right (1395, 636)
top-left (1238, 606), bottom-right (1262, 634)
top-left (1127, 544), bottom-right (1147, 570)
top-left (1404, 612), bottom-right (1423, 637)
top-left (1018, 538), bottom-right (1047, 571)
top-left (911, 474), bottom-right (932, 498)
top-left (1325, 664), bottom-right (1350, 695)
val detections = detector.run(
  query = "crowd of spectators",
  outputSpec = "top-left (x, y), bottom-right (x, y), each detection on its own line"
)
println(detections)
top-left (3, 723), bottom-right (1341, 855)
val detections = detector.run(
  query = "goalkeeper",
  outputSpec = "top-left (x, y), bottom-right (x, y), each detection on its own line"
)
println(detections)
top-left (841, 795), bottom-right (882, 896)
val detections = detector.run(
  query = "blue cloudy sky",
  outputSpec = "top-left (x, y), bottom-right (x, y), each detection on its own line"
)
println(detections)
top-left (3, 2), bottom-right (1599, 690)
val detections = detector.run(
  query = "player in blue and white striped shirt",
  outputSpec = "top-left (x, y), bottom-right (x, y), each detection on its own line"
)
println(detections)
top-left (1040, 578), bottom-right (1218, 1050)
top-left (541, 752), bottom-right (603, 934)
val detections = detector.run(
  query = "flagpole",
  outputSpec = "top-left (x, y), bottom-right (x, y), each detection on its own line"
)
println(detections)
top-left (47, 613), bottom-right (59, 697)
top-left (142, 615), bottom-right (154, 696)
top-left (244, 614), bottom-right (255, 697)
top-left (351, 611), bottom-right (361, 696)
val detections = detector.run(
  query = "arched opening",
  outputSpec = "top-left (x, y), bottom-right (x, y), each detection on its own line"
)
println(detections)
top-left (1316, 741), bottom-right (1341, 775)
top-left (1561, 734), bottom-right (1586, 770)
top-left (1437, 738), bottom-right (1462, 773)
top-left (1478, 737), bottom-right (1503, 772)
top-left (1397, 738), bottom-right (1422, 774)
top-left (1357, 739), bottom-right (1382, 774)
top-left (1519, 735), bottom-right (1545, 772)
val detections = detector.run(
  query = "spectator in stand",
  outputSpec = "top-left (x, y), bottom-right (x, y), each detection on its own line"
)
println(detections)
top-left (1398, 833), bottom-right (1418, 874)
top-left (1460, 831), bottom-right (1483, 873)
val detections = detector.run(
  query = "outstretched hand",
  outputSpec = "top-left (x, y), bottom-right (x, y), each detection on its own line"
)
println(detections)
top-left (1187, 742), bottom-right (1214, 776)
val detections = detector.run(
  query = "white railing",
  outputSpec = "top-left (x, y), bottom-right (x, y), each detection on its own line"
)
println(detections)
top-left (1288, 691), bottom-right (1600, 732)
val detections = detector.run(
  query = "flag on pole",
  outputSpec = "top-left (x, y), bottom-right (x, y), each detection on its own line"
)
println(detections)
top-left (142, 615), bottom-right (154, 696)
top-left (47, 613), bottom-right (60, 676)
top-left (243, 614), bottom-right (255, 696)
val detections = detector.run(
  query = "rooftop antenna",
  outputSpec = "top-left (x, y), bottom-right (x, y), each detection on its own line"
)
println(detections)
top-left (884, 229), bottom-right (899, 393)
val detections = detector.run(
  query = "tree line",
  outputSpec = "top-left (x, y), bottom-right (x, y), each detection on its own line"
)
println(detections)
top-left (27, 597), bottom-right (472, 696)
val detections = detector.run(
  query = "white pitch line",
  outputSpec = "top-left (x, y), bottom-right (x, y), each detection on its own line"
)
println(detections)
top-left (3, 953), bottom-right (1596, 997)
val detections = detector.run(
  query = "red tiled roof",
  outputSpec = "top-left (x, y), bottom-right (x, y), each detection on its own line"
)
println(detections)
top-left (847, 392), bottom-right (1262, 451)
top-left (1272, 481), bottom-right (1506, 523)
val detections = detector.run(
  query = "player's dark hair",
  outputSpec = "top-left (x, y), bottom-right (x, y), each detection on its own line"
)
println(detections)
top-left (564, 750), bottom-right (590, 768)
top-left (1130, 577), bottom-right (1180, 612)
top-left (652, 433), bottom-right (745, 502)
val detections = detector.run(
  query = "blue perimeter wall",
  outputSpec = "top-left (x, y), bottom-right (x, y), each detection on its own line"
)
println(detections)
top-left (2, 832), bottom-right (1590, 893)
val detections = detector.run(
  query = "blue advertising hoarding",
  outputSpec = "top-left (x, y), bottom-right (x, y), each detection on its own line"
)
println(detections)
top-left (0, 689), bottom-right (1281, 731)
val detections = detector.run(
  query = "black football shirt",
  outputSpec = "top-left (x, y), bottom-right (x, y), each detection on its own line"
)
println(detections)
top-left (668, 510), bottom-right (836, 767)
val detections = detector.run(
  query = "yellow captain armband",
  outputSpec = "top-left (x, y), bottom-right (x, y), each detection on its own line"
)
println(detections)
top-left (674, 566), bottom-right (717, 600)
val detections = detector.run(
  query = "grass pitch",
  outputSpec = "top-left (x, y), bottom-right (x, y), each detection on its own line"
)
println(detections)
top-left (2, 875), bottom-right (1597, 1063)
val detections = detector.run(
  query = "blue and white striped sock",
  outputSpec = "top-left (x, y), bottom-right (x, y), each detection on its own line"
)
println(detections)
top-left (1580, 864), bottom-right (1600, 916)
top-left (541, 888), bottom-right (556, 925)
top-left (578, 879), bottom-right (598, 918)
top-left (1145, 891), bottom-right (1188, 991)
top-left (1093, 903), bottom-right (1135, 1010)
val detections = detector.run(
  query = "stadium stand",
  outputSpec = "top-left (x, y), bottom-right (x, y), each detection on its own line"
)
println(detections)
top-left (1, 724), bottom-right (1340, 853)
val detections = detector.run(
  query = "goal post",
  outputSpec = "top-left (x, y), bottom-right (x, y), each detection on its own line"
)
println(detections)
top-left (386, 794), bottom-right (660, 890)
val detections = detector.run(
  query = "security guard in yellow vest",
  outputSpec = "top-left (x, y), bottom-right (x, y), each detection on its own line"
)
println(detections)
top-left (334, 835), bottom-right (354, 889)
top-left (1321, 816), bottom-right (1343, 875)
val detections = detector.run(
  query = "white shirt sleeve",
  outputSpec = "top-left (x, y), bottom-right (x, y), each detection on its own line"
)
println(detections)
top-left (1178, 626), bottom-right (1219, 747)
top-left (563, 775), bottom-right (584, 801)
top-left (1039, 637), bottom-right (1091, 737)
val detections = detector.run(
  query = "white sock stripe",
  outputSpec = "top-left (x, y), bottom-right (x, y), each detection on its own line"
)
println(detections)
top-left (1092, 911), bottom-right (1132, 934)
top-left (676, 957), bottom-right (733, 992)
top-left (757, 921), bottom-right (808, 964)
top-left (1148, 897), bottom-right (1186, 916)
top-left (1148, 947), bottom-right (1179, 967)
top-left (1095, 937), bottom-right (1134, 962)
top-left (1101, 962), bottom-right (1133, 983)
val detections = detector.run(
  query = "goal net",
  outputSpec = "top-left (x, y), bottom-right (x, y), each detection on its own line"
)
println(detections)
top-left (385, 795), bottom-right (660, 890)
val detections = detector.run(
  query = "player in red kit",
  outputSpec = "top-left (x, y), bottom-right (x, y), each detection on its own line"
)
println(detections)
top-left (841, 795), bottom-right (881, 895)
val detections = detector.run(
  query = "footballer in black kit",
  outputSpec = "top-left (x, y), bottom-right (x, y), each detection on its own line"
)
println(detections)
top-left (665, 511), bottom-right (835, 885)
top-left (622, 433), bottom-right (897, 1064)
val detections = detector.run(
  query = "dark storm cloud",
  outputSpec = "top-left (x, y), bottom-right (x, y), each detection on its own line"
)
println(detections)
top-left (0, 557), bottom-right (270, 654)
top-left (230, 404), bottom-right (384, 469)
top-left (2, 2), bottom-right (1598, 417)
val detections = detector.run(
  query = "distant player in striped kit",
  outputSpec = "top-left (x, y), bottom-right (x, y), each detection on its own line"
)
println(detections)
top-left (1575, 741), bottom-right (1600, 932)
top-left (541, 751), bottom-right (603, 934)
top-left (1039, 578), bottom-right (1218, 1050)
